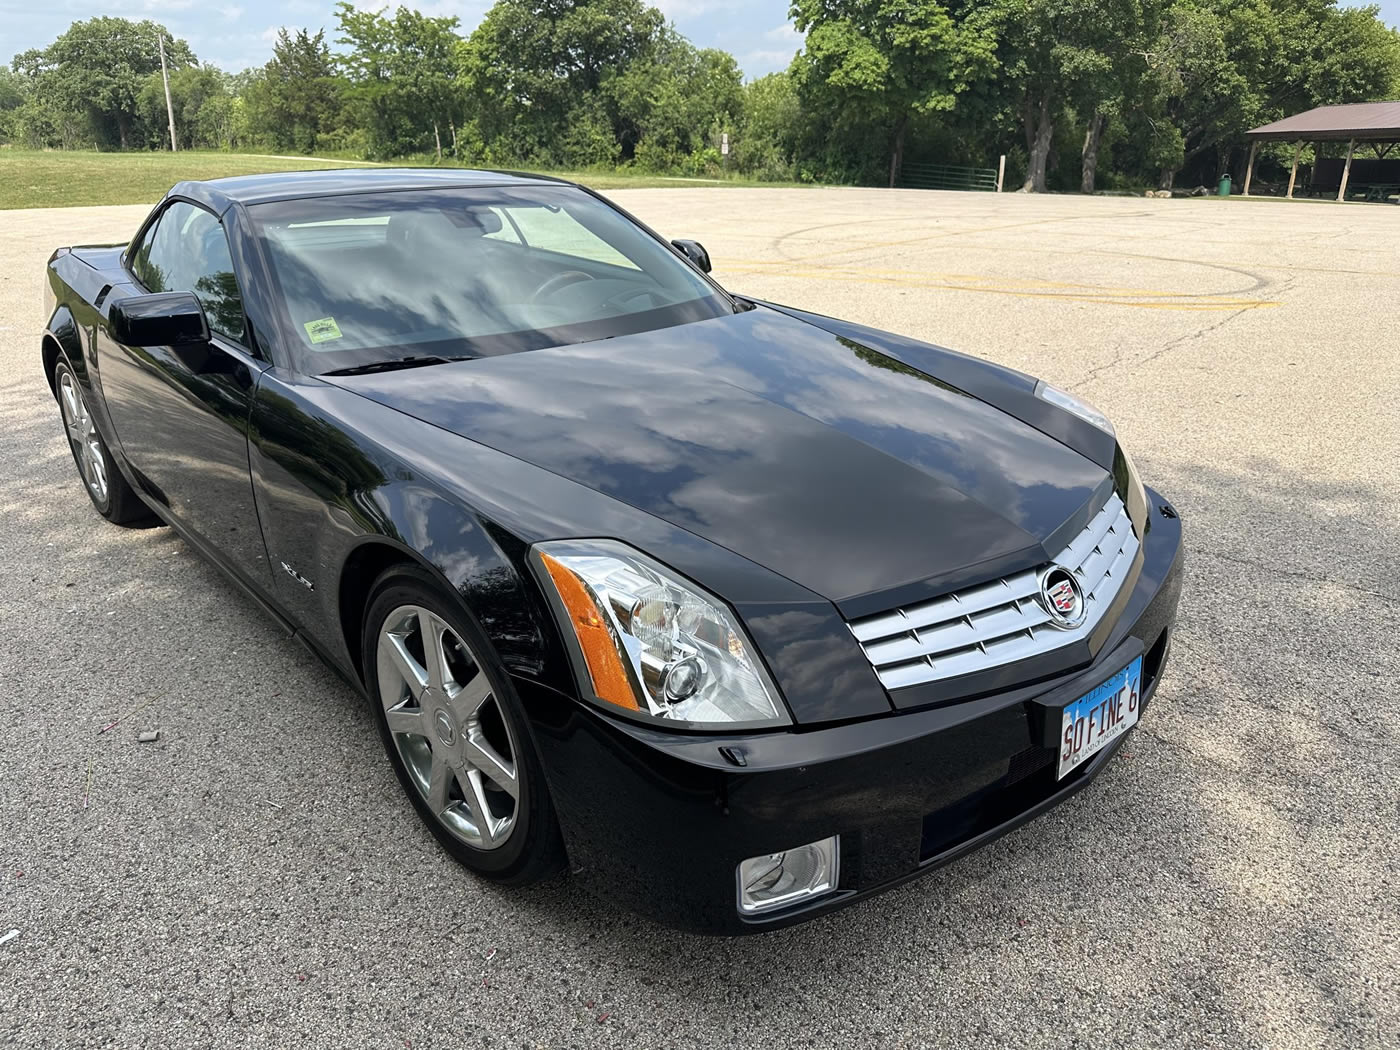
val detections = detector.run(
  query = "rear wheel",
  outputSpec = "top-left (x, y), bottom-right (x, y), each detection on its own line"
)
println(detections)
top-left (362, 564), bottom-right (564, 883)
top-left (53, 358), bottom-right (155, 526)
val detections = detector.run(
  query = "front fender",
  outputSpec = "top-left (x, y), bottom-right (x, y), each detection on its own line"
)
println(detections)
top-left (248, 368), bottom-right (551, 691)
top-left (248, 370), bottom-right (892, 726)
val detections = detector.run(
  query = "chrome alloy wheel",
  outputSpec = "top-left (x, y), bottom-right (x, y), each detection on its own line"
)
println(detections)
top-left (57, 369), bottom-right (108, 504)
top-left (376, 605), bottom-right (520, 850)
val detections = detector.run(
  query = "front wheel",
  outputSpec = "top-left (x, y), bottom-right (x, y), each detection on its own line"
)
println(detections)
top-left (53, 358), bottom-right (156, 526)
top-left (362, 564), bottom-right (564, 884)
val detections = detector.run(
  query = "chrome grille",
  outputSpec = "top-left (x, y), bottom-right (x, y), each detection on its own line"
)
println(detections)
top-left (848, 494), bottom-right (1139, 690)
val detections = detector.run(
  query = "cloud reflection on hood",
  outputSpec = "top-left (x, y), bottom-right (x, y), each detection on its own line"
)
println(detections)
top-left (328, 307), bottom-right (1108, 601)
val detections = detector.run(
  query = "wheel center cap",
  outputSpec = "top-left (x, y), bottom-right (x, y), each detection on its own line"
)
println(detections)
top-left (433, 708), bottom-right (457, 745)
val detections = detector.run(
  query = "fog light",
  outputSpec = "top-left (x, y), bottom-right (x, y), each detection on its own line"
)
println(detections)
top-left (736, 836), bottom-right (839, 915)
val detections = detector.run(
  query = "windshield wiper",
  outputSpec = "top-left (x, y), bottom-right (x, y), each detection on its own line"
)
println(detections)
top-left (323, 355), bottom-right (464, 377)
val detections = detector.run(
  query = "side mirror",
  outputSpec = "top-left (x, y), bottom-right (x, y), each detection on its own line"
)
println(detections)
top-left (110, 291), bottom-right (210, 348)
top-left (671, 239), bottom-right (712, 274)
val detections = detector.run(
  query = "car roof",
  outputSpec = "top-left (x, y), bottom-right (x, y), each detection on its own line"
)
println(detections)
top-left (169, 167), bottom-right (577, 213)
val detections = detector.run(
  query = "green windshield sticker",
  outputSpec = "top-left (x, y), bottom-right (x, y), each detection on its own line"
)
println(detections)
top-left (304, 317), bottom-right (343, 344)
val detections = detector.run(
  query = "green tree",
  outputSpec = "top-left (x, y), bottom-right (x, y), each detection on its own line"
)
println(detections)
top-left (335, 2), bottom-right (464, 158)
top-left (460, 0), bottom-right (667, 163)
top-left (12, 18), bottom-right (196, 149)
top-left (1301, 4), bottom-right (1400, 110)
top-left (734, 71), bottom-right (801, 179)
top-left (1069, 0), bottom-right (1161, 192)
top-left (0, 68), bottom-right (28, 144)
top-left (1134, 0), bottom-right (1400, 189)
top-left (1137, 3), bottom-right (1251, 187)
top-left (242, 28), bottom-right (341, 154)
top-left (979, 0), bottom-right (1136, 192)
top-left (790, 0), bottom-right (999, 186)
top-left (136, 65), bottom-right (229, 149)
top-left (605, 34), bottom-right (743, 168)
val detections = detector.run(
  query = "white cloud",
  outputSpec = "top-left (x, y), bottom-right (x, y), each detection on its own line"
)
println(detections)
top-left (220, 5), bottom-right (246, 20)
top-left (142, 0), bottom-right (195, 10)
top-left (735, 21), bottom-right (803, 76)
top-left (742, 48), bottom-right (794, 66)
top-left (739, 47), bottom-right (798, 77)
top-left (764, 22), bottom-right (803, 43)
top-left (651, 0), bottom-right (747, 21)
top-left (397, 0), bottom-right (492, 22)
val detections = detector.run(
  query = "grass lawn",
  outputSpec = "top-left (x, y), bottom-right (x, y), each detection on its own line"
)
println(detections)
top-left (0, 149), bottom-right (808, 209)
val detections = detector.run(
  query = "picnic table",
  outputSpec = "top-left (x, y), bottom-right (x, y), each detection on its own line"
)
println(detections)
top-left (1359, 183), bottom-right (1400, 202)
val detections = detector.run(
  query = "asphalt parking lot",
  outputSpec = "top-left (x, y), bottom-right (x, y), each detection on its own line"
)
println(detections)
top-left (2, 187), bottom-right (1396, 1049)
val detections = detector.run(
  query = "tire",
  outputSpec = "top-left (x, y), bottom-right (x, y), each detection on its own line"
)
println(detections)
top-left (362, 563), bottom-right (564, 884)
top-left (53, 358), bottom-right (157, 527)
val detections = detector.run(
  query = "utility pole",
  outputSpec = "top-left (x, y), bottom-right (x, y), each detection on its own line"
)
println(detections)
top-left (158, 31), bottom-right (177, 151)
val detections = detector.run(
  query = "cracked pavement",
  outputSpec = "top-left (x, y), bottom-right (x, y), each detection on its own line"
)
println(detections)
top-left (1, 188), bottom-right (1397, 1048)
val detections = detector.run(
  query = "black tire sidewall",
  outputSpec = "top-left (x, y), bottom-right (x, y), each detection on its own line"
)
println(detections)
top-left (361, 564), bottom-right (559, 881)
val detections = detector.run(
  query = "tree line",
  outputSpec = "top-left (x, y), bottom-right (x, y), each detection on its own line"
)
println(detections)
top-left (3, 0), bottom-right (1398, 192)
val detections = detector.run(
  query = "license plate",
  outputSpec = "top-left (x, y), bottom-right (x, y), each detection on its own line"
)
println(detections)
top-left (1057, 656), bottom-right (1142, 779)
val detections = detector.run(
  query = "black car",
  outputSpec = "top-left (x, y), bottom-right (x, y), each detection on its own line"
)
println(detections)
top-left (41, 169), bottom-right (1182, 933)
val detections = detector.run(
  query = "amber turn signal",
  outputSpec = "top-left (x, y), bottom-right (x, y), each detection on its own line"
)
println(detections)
top-left (538, 552), bottom-right (640, 711)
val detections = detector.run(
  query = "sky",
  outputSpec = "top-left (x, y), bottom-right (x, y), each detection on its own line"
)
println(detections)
top-left (1, 0), bottom-right (1397, 83)
top-left (0, 0), bottom-right (807, 80)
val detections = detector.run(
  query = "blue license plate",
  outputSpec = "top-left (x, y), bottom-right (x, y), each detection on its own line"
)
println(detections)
top-left (1057, 656), bottom-right (1142, 779)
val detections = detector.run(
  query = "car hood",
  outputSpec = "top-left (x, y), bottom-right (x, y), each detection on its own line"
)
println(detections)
top-left (326, 306), bottom-right (1111, 610)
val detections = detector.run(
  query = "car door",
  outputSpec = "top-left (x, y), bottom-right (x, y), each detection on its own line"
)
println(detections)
top-left (98, 199), bottom-right (273, 591)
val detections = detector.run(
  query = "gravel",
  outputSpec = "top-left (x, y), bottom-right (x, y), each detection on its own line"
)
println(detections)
top-left (1, 189), bottom-right (1396, 1049)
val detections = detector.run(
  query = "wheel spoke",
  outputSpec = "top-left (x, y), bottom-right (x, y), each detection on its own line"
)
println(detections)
top-left (378, 602), bottom-right (521, 854)
top-left (451, 671), bottom-right (491, 719)
top-left (60, 381), bottom-right (85, 443)
top-left (384, 703), bottom-right (426, 737)
top-left (382, 632), bottom-right (428, 696)
top-left (459, 768), bottom-right (499, 848)
top-left (87, 446), bottom-right (107, 496)
top-left (464, 732), bottom-right (517, 799)
top-left (417, 610), bottom-right (449, 691)
top-left (425, 751), bottom-right (453, 816)
top-left (61, 380), bottom-right (81, 423)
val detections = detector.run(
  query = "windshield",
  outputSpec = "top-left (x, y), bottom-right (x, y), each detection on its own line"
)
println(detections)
top-left (248, 185), bottom-right (732, 374)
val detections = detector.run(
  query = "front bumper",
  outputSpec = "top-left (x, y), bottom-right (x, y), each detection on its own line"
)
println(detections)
top-left (521, 489), bottom-right (1184, 934)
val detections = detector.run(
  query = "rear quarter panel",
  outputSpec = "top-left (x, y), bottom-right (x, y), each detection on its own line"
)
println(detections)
top-left (43, 247), bottom-right (138, 457)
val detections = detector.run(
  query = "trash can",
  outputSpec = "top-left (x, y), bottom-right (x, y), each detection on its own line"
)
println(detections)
top-left (1217, 174), bottom-right (1232, 197)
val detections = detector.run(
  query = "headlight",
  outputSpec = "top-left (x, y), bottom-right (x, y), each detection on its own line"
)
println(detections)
top-left (1034, 380), bottom-right (1114, 435)
top-left (531, 540), bottom-right (790, 729)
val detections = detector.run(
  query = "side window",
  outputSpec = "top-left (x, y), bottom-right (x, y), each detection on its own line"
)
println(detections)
top-left (132, 201), bottom-right (247, 342)
top-left (129, 213), bottom-right (164, 291)
top-left (482, 207), bottom-right (522, 244)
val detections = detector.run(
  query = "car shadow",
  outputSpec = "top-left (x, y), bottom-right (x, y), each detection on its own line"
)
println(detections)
top-left (484, 448), bottom-right (1399, 1045)
top-left (4, 364), bottom-right (1394, 1046)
